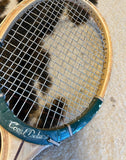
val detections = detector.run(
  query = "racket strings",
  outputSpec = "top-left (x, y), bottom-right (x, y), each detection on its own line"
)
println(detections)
top-left (4, 0), bottom-right (104, 70)
top-left (1, 49), bottom-right (99, 121)
top-left (41, 6), bottom-right (104, 118)
top-left (1, 25), bottom-right (102, 100)
top-left (0, 0), bottom-right (105, 129)
top-left (3, 35), bottom-right (103, 88)
top-left (1, 49), bottom-right (98, 107)
top-left (0, 65), bottom-right (90, 113)
top-left (1, 6), bottom-right (100, 126)
top-left (11, 19), bottom-right (103, 65)
top-left (1, 65), bottom-right (83, 122)
top-left (2, 36), bottom-right (103, 81)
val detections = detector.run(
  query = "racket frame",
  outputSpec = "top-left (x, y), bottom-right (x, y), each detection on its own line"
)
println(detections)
top-left (0, 0), bottom-right (112, 145)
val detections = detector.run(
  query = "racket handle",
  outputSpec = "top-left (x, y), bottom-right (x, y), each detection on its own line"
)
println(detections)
top-left (0, 126), bottom-right (49, 160)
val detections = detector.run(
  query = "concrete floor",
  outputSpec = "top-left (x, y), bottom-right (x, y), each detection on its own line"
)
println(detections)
top-left (34, 0), bottom-right (126, 159)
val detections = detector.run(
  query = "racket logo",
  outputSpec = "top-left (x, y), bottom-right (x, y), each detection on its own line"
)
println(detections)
top-left (9, 121), bottom-right (48, 140)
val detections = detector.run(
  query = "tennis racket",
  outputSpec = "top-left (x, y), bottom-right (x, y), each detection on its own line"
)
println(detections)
top-left (0, 0), bottom-right (112, 159)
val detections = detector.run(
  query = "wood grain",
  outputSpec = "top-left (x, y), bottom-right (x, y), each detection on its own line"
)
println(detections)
top-left (0, 126), bottom-right (49, 160)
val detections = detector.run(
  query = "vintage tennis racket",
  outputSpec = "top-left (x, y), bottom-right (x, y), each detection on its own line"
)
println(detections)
top-left (0, 0), bottom-right (112, 159)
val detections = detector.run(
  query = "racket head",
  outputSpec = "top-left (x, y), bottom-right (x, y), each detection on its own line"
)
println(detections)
top-left (0, 0), bottom-right (112, 145)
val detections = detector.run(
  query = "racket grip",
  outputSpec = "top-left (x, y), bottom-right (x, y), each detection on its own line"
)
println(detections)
top-left (0, 126), bottom-right (49, 160)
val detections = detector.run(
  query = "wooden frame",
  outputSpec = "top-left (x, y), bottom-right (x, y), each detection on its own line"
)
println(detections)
top-left (0, 0), bottom-right (112, 159)
top-left (0, 126), bottom-right (49, 160)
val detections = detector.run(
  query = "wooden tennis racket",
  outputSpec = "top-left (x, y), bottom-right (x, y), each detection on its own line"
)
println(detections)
top-left (0, 0), bottom-right (112, 159)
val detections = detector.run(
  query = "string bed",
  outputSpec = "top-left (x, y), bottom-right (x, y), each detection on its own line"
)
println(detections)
top-left (0, 0), bottom-right (105, 129)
